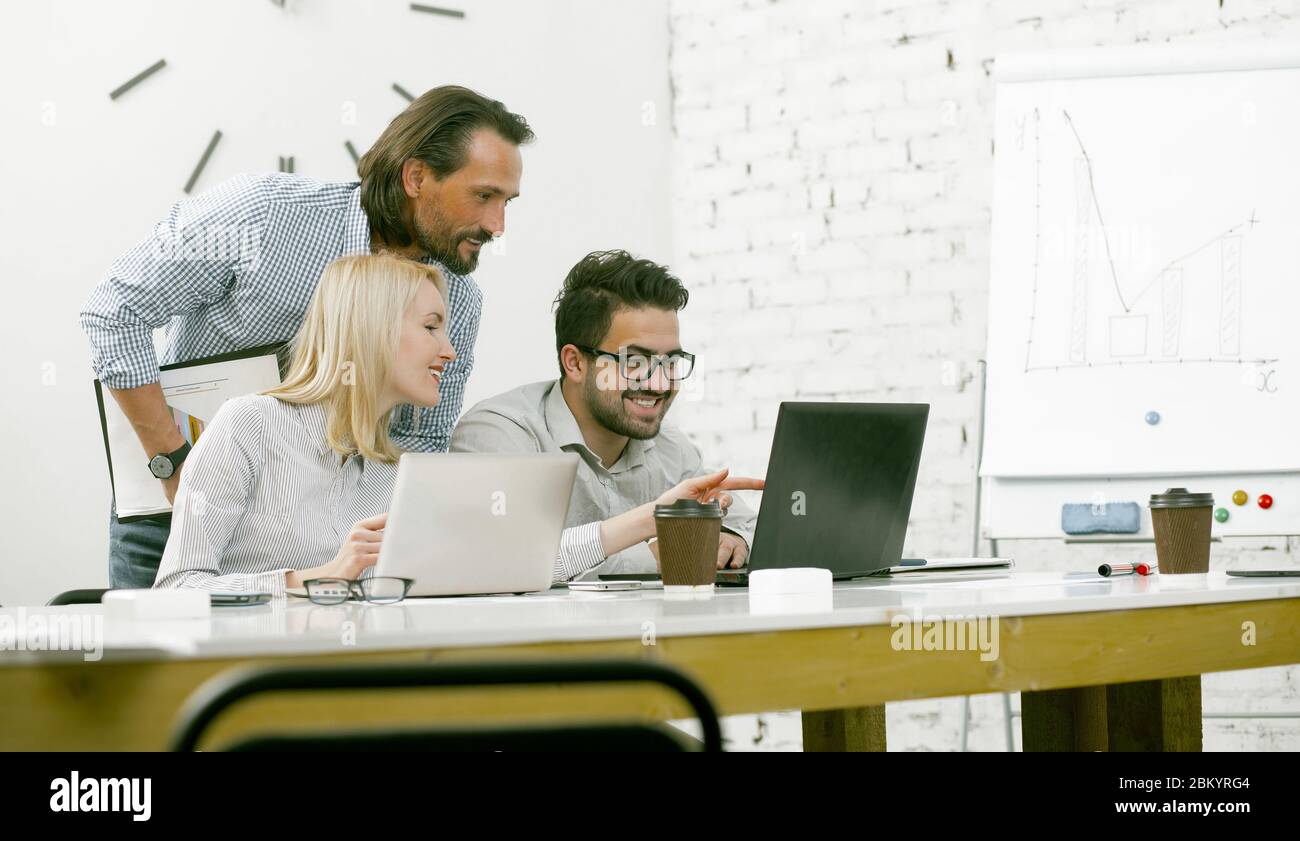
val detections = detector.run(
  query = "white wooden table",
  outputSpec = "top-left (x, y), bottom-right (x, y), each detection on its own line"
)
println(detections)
top-left (3, 571), bottom-right (1297, 750)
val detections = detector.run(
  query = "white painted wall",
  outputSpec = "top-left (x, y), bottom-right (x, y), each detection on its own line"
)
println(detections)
top-left (0, 0), bottom-right (671, 606)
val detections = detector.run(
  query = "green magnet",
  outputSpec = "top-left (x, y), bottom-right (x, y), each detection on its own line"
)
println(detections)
top-left (1214, 507), bottom-right (1230, 523)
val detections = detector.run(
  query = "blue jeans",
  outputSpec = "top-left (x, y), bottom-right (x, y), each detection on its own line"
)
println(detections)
top-left (108, 505), bottom-right (172, 589)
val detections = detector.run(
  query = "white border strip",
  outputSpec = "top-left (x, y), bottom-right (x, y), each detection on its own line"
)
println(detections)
top-left (996, 42), bottom-right (1300, 83)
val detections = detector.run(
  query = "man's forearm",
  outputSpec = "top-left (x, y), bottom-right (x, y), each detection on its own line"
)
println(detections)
top-left (109, 381), bottom-right (186, 458)
top-left (599, 503), bottom-right (657, 558)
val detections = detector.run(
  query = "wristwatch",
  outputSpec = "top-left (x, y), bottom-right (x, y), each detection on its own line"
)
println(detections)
top-left (148, 441), bottom-right (192, 480)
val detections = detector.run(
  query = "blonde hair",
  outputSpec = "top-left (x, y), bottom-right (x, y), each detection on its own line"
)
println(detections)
top-left (264, 253), bottom-right (447, 463)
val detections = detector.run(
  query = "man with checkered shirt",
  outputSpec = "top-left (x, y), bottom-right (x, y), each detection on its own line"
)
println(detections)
top-left (81, 85), bottom-right (532, 588)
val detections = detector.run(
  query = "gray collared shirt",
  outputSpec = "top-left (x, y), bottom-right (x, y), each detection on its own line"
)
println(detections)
top-left (450, 379), bottom-right (757, 581)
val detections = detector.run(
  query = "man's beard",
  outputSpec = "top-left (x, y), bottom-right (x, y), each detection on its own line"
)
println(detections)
top-left (584, 377), bottom-right (673, 441)
top-left (412, 204), bottom-right (491, 275)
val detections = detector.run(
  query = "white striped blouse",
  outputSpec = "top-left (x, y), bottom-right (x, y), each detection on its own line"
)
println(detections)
top-left (153, 394), bottom-right (397, 595)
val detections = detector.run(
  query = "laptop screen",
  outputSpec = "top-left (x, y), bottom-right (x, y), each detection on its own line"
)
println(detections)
top-left (746, 402), bottom-right (929, 578)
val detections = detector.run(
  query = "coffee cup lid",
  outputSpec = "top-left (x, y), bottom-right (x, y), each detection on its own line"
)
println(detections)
top-left (1149, 487), bottom-right (1214, 509)
top-left (654, 499), bottom-right (723, 518)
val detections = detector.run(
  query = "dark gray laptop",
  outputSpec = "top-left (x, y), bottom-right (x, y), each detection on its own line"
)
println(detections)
top-left (598, 401), bottom-right (930, 586)
top-left (718, 401), bottom-right (929, 584)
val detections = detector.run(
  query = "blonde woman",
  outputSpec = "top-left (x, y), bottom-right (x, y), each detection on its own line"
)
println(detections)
top-left (153, 254), bottom-right (455, 594)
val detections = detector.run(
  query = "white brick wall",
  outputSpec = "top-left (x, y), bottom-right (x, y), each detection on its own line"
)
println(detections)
top-left (667, 0), bottom-right (1300, 751)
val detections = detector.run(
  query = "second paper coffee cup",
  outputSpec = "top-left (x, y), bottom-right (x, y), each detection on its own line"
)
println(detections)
top-left (1149, 488), bottom-right (1213, 574)
top-left (654, 499), bottom-right (723, 589)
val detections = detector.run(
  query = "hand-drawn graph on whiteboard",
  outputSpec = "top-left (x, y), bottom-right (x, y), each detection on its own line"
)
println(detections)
top-left (1020, 106), bottom-right (1275, 380)
top-left (982, 46), bottom-right (1300, 478)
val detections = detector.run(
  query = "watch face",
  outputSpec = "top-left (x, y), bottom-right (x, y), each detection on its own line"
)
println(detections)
top-left (150, 455), bottom-right (174, 479)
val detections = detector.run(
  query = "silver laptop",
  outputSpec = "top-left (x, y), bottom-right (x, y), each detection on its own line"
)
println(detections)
top-left (376, 453), bottom-right (579, 597)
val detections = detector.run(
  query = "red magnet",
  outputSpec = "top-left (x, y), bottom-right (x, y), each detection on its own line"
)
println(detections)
top-left (1258, 494), bottom-right (1274, 510)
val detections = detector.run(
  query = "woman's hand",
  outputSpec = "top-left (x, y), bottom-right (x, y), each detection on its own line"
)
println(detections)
top-left (287, 512), bottom-right (387, 589)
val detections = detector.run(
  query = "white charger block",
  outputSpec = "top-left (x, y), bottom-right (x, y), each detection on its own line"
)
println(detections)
top-left (748, 568), bottom-right (834, 615)
top-left (103, 589), bottom-right (211, 622)
top-left (749, 592), bottom-right (833, 615)
top-left (748, 567), bottom-right (832, 595)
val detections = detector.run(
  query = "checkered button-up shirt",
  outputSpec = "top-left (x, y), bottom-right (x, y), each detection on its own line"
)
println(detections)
top-left (80, 172), bottom-right (482, 452)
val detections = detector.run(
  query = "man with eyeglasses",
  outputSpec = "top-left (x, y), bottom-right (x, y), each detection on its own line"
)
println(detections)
top-left (451, 250), bottom-right (761, 582)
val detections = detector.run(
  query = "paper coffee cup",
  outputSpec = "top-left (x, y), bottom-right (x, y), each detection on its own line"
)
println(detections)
top-left (654, 499), bottom-right (723, 589)
top-left (1149, 488), bottom-right (1213, 574)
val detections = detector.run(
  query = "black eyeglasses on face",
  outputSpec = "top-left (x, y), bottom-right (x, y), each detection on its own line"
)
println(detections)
top-left (573, 345), bottom-right (696, 383)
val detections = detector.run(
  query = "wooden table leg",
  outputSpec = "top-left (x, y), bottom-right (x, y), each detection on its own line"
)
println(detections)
top-left (802, 705), bottom-right (887, 752)
top-left (1022, 676), bottom-right (1202, 752)
top-left (1021, 685), bottom-right (1108, 751)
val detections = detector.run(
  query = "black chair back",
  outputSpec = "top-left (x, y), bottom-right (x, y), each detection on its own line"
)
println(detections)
top-left (170, 659), bottom-right (723, 752)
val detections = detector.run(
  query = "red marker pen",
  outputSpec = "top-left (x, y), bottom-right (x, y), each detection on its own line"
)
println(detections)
top-left (1136, 562), bottom-right (1157, 576)
top-left (1098, 563), bottom-right (1137, 577)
